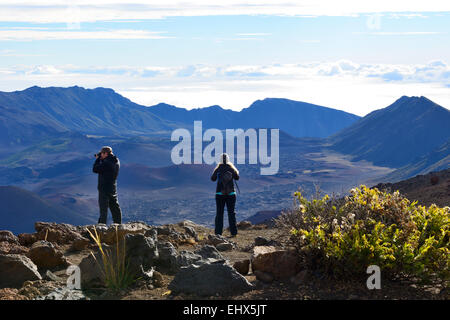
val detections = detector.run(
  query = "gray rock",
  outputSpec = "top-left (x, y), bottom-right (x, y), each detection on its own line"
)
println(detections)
top-left (144, 228), bottom-right (158, 242)
top-left (0, 254), bottom-right (42, 288)
top-left (169, 260), bottom-right (254, 296)
top-left (254, 236), bottom-right (269, 246)
top-left (78, 252), bottom-right (104, 286)
top-left (216, 242), bottom-right (234, 251)
top-left (155, 241), bottom-right (179, 273)
top-left (176, 251), bottom-right (204, 268)
top-left (184, 226), bottom-right (197, 239)
top-left (123, 233), bottom-right (159, 274)
top-left (194, 245), bottom-right (224, 260)
top-left (207, 234), bottom-right (228, 246)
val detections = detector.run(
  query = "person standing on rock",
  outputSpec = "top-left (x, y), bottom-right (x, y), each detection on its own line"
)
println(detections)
top-left (93, 146), bottom-right (122, 224)
top-left (211, 153), bottom-right (240, 237)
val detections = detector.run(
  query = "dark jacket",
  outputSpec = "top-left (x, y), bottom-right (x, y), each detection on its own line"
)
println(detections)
top-left (211, 163), bottom-right (239, 194)
top-left (93, 154), bottom-right (120, 194)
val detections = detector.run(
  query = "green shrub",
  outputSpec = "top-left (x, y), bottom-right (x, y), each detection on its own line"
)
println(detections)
top-left (276, 185), bottom-right (449, 283)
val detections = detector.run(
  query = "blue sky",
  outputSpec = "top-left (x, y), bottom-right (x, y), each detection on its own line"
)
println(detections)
top-left (0, 1), bottom-right (449, 115)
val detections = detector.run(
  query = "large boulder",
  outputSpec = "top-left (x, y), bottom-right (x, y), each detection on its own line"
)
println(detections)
top-left (26, 241), bottom-right (69, 269)
top-left (0, 254), bottom-right (42, 288)
top-left (251, 247), bottom-right (301, 280)
top-left (169, 260), bottom-right (254, 296)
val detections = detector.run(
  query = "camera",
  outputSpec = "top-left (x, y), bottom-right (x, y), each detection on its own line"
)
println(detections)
top-left (94, 152), bottom-right (101, 158)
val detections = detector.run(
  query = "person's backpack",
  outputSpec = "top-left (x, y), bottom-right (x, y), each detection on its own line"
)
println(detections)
top-left (219, 170), bottom-right (233, 195)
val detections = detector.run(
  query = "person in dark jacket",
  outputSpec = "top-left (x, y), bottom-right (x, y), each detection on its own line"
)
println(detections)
top-left (211, 153), bottom-right (239, 236)
top-left (93, 146), bottom-right (122, 224)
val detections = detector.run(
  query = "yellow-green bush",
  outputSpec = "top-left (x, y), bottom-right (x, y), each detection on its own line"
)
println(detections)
top-left (277, 186), bottom-right (449, 283)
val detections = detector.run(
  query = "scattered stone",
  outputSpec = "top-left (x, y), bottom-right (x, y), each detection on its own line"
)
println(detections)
top-left (216, 242), bottom-right (234, 251)
top-left (233, 259), bottom-right (250, 276)
top-left (184, 226), bottom-right (198, 240)
top-left (253, 270), bottom-right (274, 283)
top-left (0, 254), bottom-right (42, 288)
top-left (152, 271), bottom-right (164, 288)
top-left (18, 233), bottom-right (37, 247)
top-left (207, 234), bottom-right (228, 246)
top-left (144, 228), bottom-right (158, 241)
top-left (194, 245), bottom-right (224, 260)
top-left (251, 248), bottom-right (301, 280)
top-left (237, 221), bottom-right (252, 230)
top-left (0, 230), bottom-right (19, 244)
top-left (169, 260), bottom-right (254, 296)
top-left (254, 236), bottom-right (269, 246)
top-left (179, 220), bottom-right (202, 229)
top-left (0, 241), bottom-right (29, 255)
top-left (0, 288), bottom-right (28, 300)
top-left (26, 241), bottom-right (69, 269)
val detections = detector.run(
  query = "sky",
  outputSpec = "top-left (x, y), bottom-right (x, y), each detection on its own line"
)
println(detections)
top-left (0, 1), bottom-right (449, 116)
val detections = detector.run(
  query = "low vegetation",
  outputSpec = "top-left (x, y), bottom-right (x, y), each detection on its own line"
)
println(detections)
top-left (276, 185), bottom-right (449, 284)
top-left (86, 226), bottom-right (136, 290)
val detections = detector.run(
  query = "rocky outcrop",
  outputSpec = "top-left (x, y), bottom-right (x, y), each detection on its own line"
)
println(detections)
top-left (169, 260), bottom-right (254, 296)
top-left (84, 222), bottom-right (152, 245)
top-left (26, 241), bottom-right (69, 269)
top-left (251, 246), bottom-right (301, 280)
top-left (0, 254), bottom-right (42, 288)
top-left (35, 222), bottom-right (84, 245)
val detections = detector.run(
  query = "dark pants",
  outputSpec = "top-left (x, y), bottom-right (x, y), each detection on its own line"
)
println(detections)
top-left (215, 194), bottom-right (237, 236)
top-left (98, 191), bottom-right (122, 224)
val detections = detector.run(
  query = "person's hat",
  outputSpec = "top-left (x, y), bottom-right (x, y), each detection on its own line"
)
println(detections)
top-left (99, 146), bottom-right (113, 154)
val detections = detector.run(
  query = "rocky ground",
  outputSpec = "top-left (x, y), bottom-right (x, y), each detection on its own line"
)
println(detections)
top-left (0, 221), bottom-right (447, 300)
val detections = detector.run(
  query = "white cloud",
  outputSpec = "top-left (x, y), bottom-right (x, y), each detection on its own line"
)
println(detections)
top-left (0, 29), bottom-right (171, 41)
top-left (0, 1), bottom-right (449, 23)
top-left (1, 60), bottom-right (449, 115)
